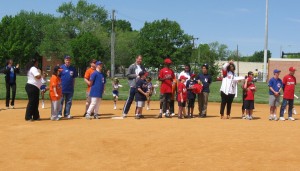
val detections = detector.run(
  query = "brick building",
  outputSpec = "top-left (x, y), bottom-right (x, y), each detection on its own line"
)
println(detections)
top-left (41, 55), bottom-right (63, 74)
top-left (268, 58), bottom-right (300, 81)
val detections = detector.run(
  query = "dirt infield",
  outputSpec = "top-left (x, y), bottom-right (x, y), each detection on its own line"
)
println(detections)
top-left (0, 100), bottom-right (300, 171)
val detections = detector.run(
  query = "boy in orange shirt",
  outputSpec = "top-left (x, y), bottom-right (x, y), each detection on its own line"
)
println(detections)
top-left (49, 66), bottom-right (63, 121)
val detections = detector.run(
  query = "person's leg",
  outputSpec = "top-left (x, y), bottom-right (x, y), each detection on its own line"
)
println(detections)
top-left (182, 102), bottom-right (187, 116)
top-left (164, 93), bottom-right (172, 117)
top-left (64, 92), bottom-right (74, 117)
top-left (201, 92), bottom-right (209, 116)
top-left (169, 99), bottom-right (175, 114)
top-left (25, 84), bottom-right (34, 120)
top-left (288, 99), bottom-right (294, 118)
top-left (279, 99), bottom-right (288, 118)
top-left (58, 94), bottom-right (65, 116)
top-left (226, 94), bottom-right (235, 118)
top-left (86, 97), bottom-right (97, 119)
top-left (85, 92), bottom-right (91, 114)
top-left (198, 93), bottom-right (204, 115)
top-left (187, 99), bottom-right (191, 116)
top-left (11, 83), bottom-right (16, 107)
top-left (93, 98), bottom-right (101, 119)
top-left (32, 86), bottom-right (40, 120)
top-left (220, 92), bottom-right (227, 117)
top-left (191, 98), bottom-right (195, 117)
top-left (122, 87), bottom-right (135, 115)
top-left (5, 82), bottom-right (10, 108)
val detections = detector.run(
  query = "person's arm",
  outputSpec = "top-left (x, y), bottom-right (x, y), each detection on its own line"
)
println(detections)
top-left (243, 79), bottom-right (248, 89)
top-left (53, 86), bottom-right (58, 97)
top-left (0, 66), bottom-right (10, 74)
top-left (84, 78), bottom-right (91, 86)
top-left (127, 64), bottom-right (137, 79)
top-left (15, 64), bottom-right (20, 73)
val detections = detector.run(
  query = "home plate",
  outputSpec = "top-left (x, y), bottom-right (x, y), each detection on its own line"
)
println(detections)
top-left (111, 116), bottom-right (124, 119)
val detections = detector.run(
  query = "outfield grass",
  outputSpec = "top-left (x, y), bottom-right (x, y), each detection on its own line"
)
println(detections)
top-left (1, 75), bottom-right (299, 104)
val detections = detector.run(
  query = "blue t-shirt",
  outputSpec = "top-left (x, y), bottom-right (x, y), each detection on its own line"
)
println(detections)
top-left (89, 71), bottom-right (106, 98)
top-left (268, 77), bottom-right (283, 95)
top-left (196, 74), bottom-right (212, 93)
top-left (186, 79), bottom-right (197, 99)
top-left (9, 67), bottom-right (14, 83)
top-left (135, 79), bottom-right (148, 101)
top-left (60, 64), bottom-right (78, 93)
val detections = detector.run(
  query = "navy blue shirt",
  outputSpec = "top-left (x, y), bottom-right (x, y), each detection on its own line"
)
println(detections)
top-left (135, 79), bottom-right (148, 101)
top-left (196, 74), bottom-right (212, 93)
top-left (90, 71), bottom-right (106, 98)
top-left (60, 64), bottom-right (78, 93)
top-left (186, 79), bottom-right (197, 99)
top-left (9, 67), bottom-right (14, 84)
top-left (268, 77), bottom-right (283, 95)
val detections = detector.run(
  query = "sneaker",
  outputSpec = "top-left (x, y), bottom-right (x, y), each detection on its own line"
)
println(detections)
top-left (11, 105), bottom-right (14, 109)
top-left (66, 115), bottom-right (73, 119)
top-left (114, 106), bottom-right (117, 110)
top-left (171, 113), bottom-right (175, 116)
top-left (279, 117), bottom-right (285, 121)
top-left (157, 113), bottom-right (162, 118)
top-left (85, 114), bottom-right (92, 120)
top-left (122, 114), bottom-right (127, 118)
top-left (273, 115), bottom-right (278, 121)
top-left (269, 115), bottom-right (273, 121)
top-left (246, 115), bottom-right (250, 120)
top-left (248, 116), bottom-right (253, 120)
top-left (51, 117), bottom-right (59, 121)
top-left (165, 113), bottom-right (171, 118)
top-left (42, 102), bottom-right (45, 109)
top-left (58, 115), bottom-right (62, 118)
top-left (94, 114), bottom-right (100, 119)
top-left (6, 106), bottom-right (9, 110)
top-left (135, 115), bottom-right (140, 119)
top-left (288, 117), bottom-right (295, 121)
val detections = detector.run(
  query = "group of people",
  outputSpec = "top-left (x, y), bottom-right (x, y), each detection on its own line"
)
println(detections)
top-left (2, 53), bottom-right (293, 121)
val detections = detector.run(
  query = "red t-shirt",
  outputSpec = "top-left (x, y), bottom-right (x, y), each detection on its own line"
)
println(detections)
top-left (245, 83), bottom-right (255, 100)
top-left (177, 82), bottom-right (187, 101)
top-left (159, 67), bottom-right (175, 93)
top-left (283, 74), bottom-right (296, 99)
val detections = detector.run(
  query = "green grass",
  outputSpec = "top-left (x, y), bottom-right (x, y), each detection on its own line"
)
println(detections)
top-left (1, 75), bottom-right (299, 104)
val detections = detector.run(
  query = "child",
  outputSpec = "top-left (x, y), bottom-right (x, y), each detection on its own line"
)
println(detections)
top-left (86, 61), bottom-right (106, 120)
top-left (177, 75), bottom-right (188, 119)
top-left (135, 71), bottom-right (149, 119)
top-left (243, 76), bottom-right (256, 120)
top-left (241, 75), bottom-right (248, 119)
top-left (49, 66), bottom-right (63, 121)
top-left (186, 74), bottom-right (197, 118)
top-left (146, 76), bottom-right (154, 110)
top-left (40, 71), bottom-right (48, 109)
top-left (112, 78), bottom-right (122, 110)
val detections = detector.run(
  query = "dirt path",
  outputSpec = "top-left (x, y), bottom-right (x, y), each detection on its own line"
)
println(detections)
top-left (0, 100), bottom-right (299, 171)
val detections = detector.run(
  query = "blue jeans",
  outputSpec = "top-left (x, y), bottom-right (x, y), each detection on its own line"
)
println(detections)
top-left (59, 92), bottom-right (74, 117)
top-left (122, 87), bottom-right (136, 114)
top-left (280, 98), bottom-right (294, 117)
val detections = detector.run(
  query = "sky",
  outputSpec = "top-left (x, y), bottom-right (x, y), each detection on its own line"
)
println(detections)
top-left (0, 0), bottom-right (300, 57)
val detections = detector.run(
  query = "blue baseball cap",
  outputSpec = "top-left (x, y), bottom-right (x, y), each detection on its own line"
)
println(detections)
top-left (64, 55), bottom-right (71, 59)
top-left (273, 69), bottom-right (281, 74)
top-left (96, 61), bottom-right (103, 66)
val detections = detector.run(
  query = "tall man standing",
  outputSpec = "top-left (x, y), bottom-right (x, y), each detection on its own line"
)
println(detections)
top-left (196, 64), bottom-right (212, 118)
top-left (279, 67), bottom-right (296, 121)
top-left (122, 55), bottom-right (146, 118)
top-left (59, 56), bottom-right (78, 119)
top-left (158, 58), bottom-right (175, 118)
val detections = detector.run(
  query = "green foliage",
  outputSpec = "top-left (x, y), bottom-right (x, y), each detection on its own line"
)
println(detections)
top-left (232, 50), bottom-right (272, 62)
top-left (135, 19), bottom-right (193, 68)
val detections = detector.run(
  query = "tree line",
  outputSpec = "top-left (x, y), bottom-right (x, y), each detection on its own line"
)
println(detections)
top-left (0, 0), bottom-right (274, 79)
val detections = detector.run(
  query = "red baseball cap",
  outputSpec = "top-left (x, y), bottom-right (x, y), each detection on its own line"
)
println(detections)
top-left (190, 74), bottom-right (196, 78)
top-left (179, 75), bottom-right (188, 80)
top-left (289, 67), bottom-right (296, 72)
top-left (164, 58), bottom-right (172, 64)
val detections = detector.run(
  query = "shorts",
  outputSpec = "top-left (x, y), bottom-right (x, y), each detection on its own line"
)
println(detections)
top-left (244, 100), bottom-right (254, 110)
top-left (188, 99), bottom-right (195, 108)
top-left (178, 101), bottom-right (186, 107)
top-left (40, 85), bottom-right (47, 91)
top-left (112, 90), bottom-right (119, 97)
top-left (136, 101), bottom-right (145, 107)
top-left (269, 95), bottom-right (280, 107)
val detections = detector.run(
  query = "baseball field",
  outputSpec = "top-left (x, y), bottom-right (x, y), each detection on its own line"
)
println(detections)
top-left (0, 100), bottom-right (299, 171)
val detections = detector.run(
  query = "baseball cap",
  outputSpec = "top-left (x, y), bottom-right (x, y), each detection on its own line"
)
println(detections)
top-left (90, 59), bottom-right (97, 63)
top-left (164, 58), bottom-right (172, 64)
top-left (179, 75), bottom-right (188, 80)
top-left (289, 67), bottom-right (296, 72)
top-left (95, 61), bottom-right (103, 66)
top-left (64, 55), bottom-right (71, 59)
top-left (190, 74), bottom-right (196, 78)
top-left (53, 66), bottom-right (63, 72)
top-left (273, 69), bottom-right (281, 74)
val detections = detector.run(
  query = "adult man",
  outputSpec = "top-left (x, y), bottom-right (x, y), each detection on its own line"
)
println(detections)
top-left (158, 58), bottom-right (175, 118)
top-left (59, 56), bottom-right (78, 119)
top-left (279, 67), bottom-right (296, 121)
top-left (83, 59), bottom-right (96, 116)
top-left (177, 64), bottom-right (191, 85)
top-left (1, 59), bottom-right (20, 109)
top-left (122, 55), bottom-right (146, 118)
top-left (268, 69), bottom-right (282, 121)
top-left (196, 63), bottom-right (212, 118)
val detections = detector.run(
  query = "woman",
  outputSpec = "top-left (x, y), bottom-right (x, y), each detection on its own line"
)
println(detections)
top-left (219, 61), bottom-right (238, 119)
top-left (0, 59), bottom-right (19, 109)
top-left (25, 58), bottom-right (42, 121)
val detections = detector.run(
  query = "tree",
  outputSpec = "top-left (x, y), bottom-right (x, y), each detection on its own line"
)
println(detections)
top-left (248, 50), bottom-right (271, 62)
top-left (135, 19), bottom-right (193, 68)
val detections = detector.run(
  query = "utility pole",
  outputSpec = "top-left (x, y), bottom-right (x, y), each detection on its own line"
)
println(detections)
top-left (111, 9), bottom-right (116, 78)
top-left (263, 0), bottom-right (269, 82)
top-left (191, 36), bottom-right (199, 70)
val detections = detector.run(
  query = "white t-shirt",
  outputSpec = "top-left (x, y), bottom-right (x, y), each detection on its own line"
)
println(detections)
top-left (178, 71), bottom-right (191, 85)
top-left (27, 67), bottom-right (42, 88)
top-left (135, 65), bottom-right (142, 75)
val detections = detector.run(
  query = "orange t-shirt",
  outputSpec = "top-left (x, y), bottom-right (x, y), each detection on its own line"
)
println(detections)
top-left (49, 75), bottom-right (62, 101)
top-left (84, 67), bottom-right (95, 92)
